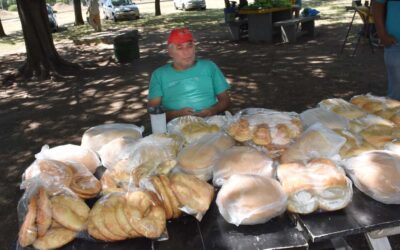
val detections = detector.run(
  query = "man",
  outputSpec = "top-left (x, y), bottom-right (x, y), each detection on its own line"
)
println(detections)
top-left (372, 0), bottom-right (400, 100)
top-left (148, 28), bottom-right (231, 120)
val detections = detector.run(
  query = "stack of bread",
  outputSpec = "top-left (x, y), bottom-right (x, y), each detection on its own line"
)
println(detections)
top-left (216, 174), bottom-right (287, 226)
top-left (277, 158), bottom-right (353, 214)
top-left (334, 129), bottom-right (375, 159)
top-left (24, 159), bottom-right (101, 199)
top-left (227, 109), bottom-right (303, 154)
top-left (319, 98), bottom-right (366, 120)
top-left (213, 146), bottom-right (274, 186)
top-left (97, 137), bottom-right (139, 169)
top-left (280, 123), bottom-right (346, 164)
top-left (34, 144), bottom-right (101, 173)
top-left (177, 132), bottom-right (235, 181)
top-left (167, 116), bottom-right (220, 144)
top-left (81, 123), bottom-right (144, 152)
top-left (88, 191), bottom-right (166, 241)
top-left (350, 94), bottom-right (400, 126)
top-left (18, 187), bottom-right (90, 250)
top-left (344, 150), bottom-right (400, 204)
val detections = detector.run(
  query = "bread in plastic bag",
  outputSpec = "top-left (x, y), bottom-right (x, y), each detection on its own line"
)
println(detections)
top-left (344, 150), bottom-right (400, 204)
top-left (213, 146), bottom-right (274, 187)
top-left (351, 94), bottom-right (400, 115)
top-left (18, 180), bottom-right (89, 249)
top-left (177, 132), bottom-right (235, 181)
top-left (280, 123), bottom-right (346, 164)
top-left (216, 174), bottom-right (287, 226)
top-left (88, 190), bottom-right (167, 241)
top-left (167, 116), bottom-right (221, 144)
top-left (98, 137), bottom-right (139, 169)
top-left (35, 144), bottom-right (101, 173)
top-left (81, 123), bottom-right (144, 152)
top-left (226, 108), bottom-right (303, 149)
top-left (168, 173), bottom-right (214, 221)
top-left (319, 98), bottom-right (366, 120)
top-left (23, 159), bottom-right (101, 199)
top-left (277, 158), bottom-right (353, 214)
top-left (300, 107), bottom-right (349, 130)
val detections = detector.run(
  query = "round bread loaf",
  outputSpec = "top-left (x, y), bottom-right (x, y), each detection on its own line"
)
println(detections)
top-left (216, 174), bottom-right (287, 226)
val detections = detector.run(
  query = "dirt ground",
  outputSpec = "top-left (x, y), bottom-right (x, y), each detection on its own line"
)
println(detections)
top-left (0, 2), bottom-right (397, 249)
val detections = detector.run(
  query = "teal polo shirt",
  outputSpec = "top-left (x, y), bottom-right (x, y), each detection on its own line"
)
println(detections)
top-left (148, 59), bottom-right (230, 112)
top-left (376, 0), bottom-right (400, 42)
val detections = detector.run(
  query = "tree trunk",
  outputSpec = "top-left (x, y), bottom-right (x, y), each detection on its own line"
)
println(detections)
top-left (15, 0), bottom-right (79, 80)
top-left (155, 0), bottom-right (161, 16)
top-left (73, 0), bottom-right (85, 25)
top-left (0, 17), bottom-right (6, 37)
top-left (224, 0), bottom-right (230, 8)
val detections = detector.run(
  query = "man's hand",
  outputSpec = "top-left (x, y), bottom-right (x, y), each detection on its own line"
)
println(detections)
top-left (380, 33), bottom-right (397, 47)
top-left (179, 108), bottom-right (195, 116)
top-left (195, 108), bottom-right (214, 117)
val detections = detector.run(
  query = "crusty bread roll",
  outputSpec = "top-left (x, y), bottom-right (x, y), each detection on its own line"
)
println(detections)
top-left (216, 174), bottom-right (287, 226)
top-left (32, 228), bottom-right (76, 250)
top-left (252, 124), bottom-right (272, 146)
top-left (18, 196), bottom-right (38, 247)
top-left (213, 146), bottom-right (274, 186)
top-left (227, 119), bottom-right (252, 142)
top-left (277, 159), bottom-right (352, 213)
top-left (345, 151), bottom-right (400, 204)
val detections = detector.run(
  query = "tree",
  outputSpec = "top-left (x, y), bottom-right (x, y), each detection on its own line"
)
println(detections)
top-left (0, 17), bottom-right (6, 37)
top-left (14, 0), bottom-right (79, 80)
top-left (224, 0), bottom-right (229, 8)
top-left (155, 0), bottom-right (161, 16)
top-left (73, 0), bottom-right (85, 25)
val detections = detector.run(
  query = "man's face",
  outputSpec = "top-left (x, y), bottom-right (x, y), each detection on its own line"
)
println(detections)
top-left (168, 41), bottom-right (196, 70)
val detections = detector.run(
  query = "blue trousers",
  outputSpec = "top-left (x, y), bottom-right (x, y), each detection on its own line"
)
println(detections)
top-left (384, 44), bottom-right (400, 100)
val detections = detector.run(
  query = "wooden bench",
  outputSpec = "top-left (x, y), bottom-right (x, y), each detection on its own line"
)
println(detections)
top-left (273, 15), bottom-right (320, 43)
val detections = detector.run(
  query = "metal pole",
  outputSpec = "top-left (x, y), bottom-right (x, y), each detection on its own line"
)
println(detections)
top-left (339, 9), bottom-right (357, 55)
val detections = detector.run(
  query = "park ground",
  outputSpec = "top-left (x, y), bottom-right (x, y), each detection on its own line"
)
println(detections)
top-left (0, 0), bottom-right (397, 249)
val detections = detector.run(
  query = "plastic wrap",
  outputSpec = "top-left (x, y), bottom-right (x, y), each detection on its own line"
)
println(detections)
top-left (81, 123), bottom-right (144, 152)
top-left (319, 98), bottom-right (366, 120)
top-left (98, 137), bottom-right (139, 169)
top-left (351, 94), bottom-right (400, 113)
top-left (334, 129), bottom-right (375, 159)
top-left (176, 132), bottom-right (235, 181)
top-left (87, 191), bottom-right (167, 241)
top-left (23, 159), bottom-right (102, 199)
top-left (216, 174), bottom-right (287, 226)
top-left (204, 113), bottom-right (230, 129)
top-left (35, 144), bottom-right (101, 173)
top-left (226, 108), bottom-right (303, 150)
top-left (17, 180), bottom-right (89, 249)
top-left (167, 116), bottom-right (220, 144)
top-left (300, 107), bottom-right (349, 130)
top-left (344, 150), bottom-right (400, 204)
top-left (280, 123), bottom-right (346, 164)
top-left (213, 146), bottom-right (274, 187)
top-left (277, 158), bottom-right (353, 214)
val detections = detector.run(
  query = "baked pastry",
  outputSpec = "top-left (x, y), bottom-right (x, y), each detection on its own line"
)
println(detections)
top-left (252, 124), bottom-right (272, 146)
top-left (32, 228), bottom-right (76, 250)
top-left (216, 174), bottom-right (287, 225)
top-left (51, 195), bottom-right (89, 231)
top-left (19, 196), bottom-right (38, 247)
top-left (213, 146), bottom-right (274, 186)
top-left (36, 188), bottom-right (52, 237)
top-left (227, 119), bottom-right (252, 142)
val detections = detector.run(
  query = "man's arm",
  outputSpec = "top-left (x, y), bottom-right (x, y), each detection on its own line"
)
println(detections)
top-left (195, 91), bottom-right (231, 117)
top-left (148, 97), bottom-right (194, 121)
top-left (372, 1), bottom-right (397, 46)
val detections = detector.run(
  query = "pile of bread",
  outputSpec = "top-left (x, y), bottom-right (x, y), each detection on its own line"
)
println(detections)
top-left (18, 95), bottom-right (400, 248)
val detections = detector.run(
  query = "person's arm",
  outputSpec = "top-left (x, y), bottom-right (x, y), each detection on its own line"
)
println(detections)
top-left (195, 91), bottom-right (231, 117)
top-left (372, 0), bottom-right (397, 46)
top-left (148, 97), bottom-right (194, 120)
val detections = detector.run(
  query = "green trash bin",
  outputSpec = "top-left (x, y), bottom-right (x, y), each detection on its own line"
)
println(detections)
top-left (114, 30), bottom-right (140, 63)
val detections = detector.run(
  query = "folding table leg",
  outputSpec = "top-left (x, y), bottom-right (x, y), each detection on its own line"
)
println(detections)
top-left (365, 233), bottom-right (392, 250)
top-left (339, 10), bottom-right (357, 55)
top-left (330, 237), bottom-right (353, 250)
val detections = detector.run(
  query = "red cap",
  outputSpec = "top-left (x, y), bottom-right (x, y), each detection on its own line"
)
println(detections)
top-left (167, 28), bottom-right (194, 45)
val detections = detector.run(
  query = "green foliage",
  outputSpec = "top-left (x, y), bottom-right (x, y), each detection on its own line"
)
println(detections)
top-left (7, 4), bottom-right (17, 11)
top-left (246, 0), bottom-right (291, 9)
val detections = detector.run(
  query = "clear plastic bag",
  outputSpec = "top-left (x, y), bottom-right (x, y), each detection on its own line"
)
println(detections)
top-left (226, 108), bottom-right (303, 149)
top-left (319, 98), bottom-right (366, 120)
top-left (98, 137), bottom-right (139, 169)
top-left (176, 132), bottom-right (235, 181)
top-left (87, 190), bottom-right (168, 241)
top-left (216, 174), bottom-right (287, 226)
top-left (167, 116), bottom-right (220, 144)
top-left (81, 123), bottom-right (144, 152)
top-left (300, 107), bottom-right (349, 130)
top-left (213, 146), bottom-right (274, 187)
top-left (35, 144), bottom-right (101, 173)
top-left (280, 123), bottom-right (346, 164)
top-left (277, 158), bottom-right (353, 214)
top-left (350, 93), bottom-right (400, 112)
top-left (17, 179), bottom-right (89, 249)
top-left (344, 150), bottom-right (400, 204)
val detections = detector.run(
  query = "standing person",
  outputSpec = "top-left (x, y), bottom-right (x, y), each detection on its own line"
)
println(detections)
top-left (372, 0), bottom-right (400, 100)
top-left (147, 28), bottom-right (231, 120)
top-left (87, 0), bottom-right (102, 32)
